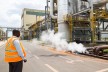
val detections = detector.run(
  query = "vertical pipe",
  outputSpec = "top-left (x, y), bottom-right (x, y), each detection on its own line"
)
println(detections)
top-left (47, 0), bottom-right (48, 16)
top-left (97, 20), bottom-right (101, 40)
top-left (50, 0), bottom-right (57, 19)
top-left (6, 29), bottom-right (8, 40)
top-left (39, 22), bottom-right (42, 38)
top-left (45, 6), bottom-right (47, 30)
top-left (68, 14), bottom-right (73, 42)
top-left (47, 0), bottom-right (49, 30)
top-left (50, 18), bottom-right (53, 30)
top-left (35, 16), bottom-right (37, 39)
top-left (58, 0), bottom-right (69, 41)
top-left (90, 1), bottom-right (95, 43)
top-left (40, 22), bottom-right (42, 33)
top-left (103, 21), bottom-right (104, 31)
top-left (45, 0), bottom-right (49, 31)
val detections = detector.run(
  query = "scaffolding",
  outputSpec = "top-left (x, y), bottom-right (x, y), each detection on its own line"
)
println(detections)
top-left (70, 0), bottom-right (108, 44)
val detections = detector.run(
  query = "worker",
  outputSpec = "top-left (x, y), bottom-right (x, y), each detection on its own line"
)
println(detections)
top-left (4, 30), bottom-right (27, 72)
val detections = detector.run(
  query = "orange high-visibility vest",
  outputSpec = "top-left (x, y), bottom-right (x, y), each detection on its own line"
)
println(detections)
top-left (5, 37), bottom-right (26, 62)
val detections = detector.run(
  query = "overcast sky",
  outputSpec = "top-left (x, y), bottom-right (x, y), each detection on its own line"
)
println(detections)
top-left (0, 0), bottom-right (46, 28)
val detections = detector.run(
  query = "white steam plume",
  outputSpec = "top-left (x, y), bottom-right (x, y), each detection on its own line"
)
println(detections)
top-left (40, 29), bottom-right (87, 53)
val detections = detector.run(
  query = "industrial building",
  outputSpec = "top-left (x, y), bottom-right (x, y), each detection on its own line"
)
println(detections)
top-left (47, 0), bottom-right (108, 44)
top-left (22, 0), bottom-right (108, 44)
top-left (45, 0), bottom-right (108, 44)
top-left (28, 18), bottom-right (46, 39)
top-left (21, 8), bottom-right (45, 39)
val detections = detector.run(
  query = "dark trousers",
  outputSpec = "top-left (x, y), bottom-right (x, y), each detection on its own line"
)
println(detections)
top-left (9, 60), bottom-right (23, 72)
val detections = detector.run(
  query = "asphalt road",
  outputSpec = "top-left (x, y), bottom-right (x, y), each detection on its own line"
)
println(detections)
top-left (0, 40), bottom-right (108, 72)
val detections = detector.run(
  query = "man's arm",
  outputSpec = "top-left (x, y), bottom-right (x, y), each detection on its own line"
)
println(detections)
top-left (13, 40), bottom-right (24, 59)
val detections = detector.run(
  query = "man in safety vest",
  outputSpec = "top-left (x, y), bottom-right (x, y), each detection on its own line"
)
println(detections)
top-left (5, 30), bottom-right (27, 72)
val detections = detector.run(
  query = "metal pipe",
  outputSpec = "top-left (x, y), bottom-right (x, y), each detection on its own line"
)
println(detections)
top-left (50, 18), bottom-right (53, 30)
top-left (45, 6), bottom-right (47, 30)
top-left (47, 0), bottom-right (49, 16)
top-left (103, 21), bottom-right (105, 31)
top-left (0, 27), bottom-right (21, 29)
top-left (90, 0), bottom-right (95, 43)
top-left (72, 8), bottom-right (90, 16)
top-left (50, 0), bottom-right (57, 19)
top-left (45, 0), bottom-right (49, 30)
top-left (6, 29), bottom-right (8, 40)
top-left (88, 0), bottom-right (108, 4)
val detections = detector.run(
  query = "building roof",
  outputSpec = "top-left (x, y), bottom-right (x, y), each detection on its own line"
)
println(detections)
top-left (22, 8), bottom-right (45, 18)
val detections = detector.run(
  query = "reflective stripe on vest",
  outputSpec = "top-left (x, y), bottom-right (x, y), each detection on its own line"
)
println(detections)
top-left (5, 55), bottom-right (19, 58)
top-left (5, 50), bottom-right (17, 52)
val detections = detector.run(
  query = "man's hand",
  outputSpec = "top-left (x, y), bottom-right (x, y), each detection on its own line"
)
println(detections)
top-left (23, 59), bottom-right (27, 63)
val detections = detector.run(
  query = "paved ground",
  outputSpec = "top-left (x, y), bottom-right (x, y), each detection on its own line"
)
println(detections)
top-left (0, 41), bottom-right (5, 46)
top-left (0, 40), bottom-right (108, 72)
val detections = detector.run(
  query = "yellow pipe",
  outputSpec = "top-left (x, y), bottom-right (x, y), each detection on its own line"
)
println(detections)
top-left (54, 20), bottom-right (58, 33)
top-left (68, 15), bottom-right (73, 42)
top-left (90, 13), bottom-right (96, 43)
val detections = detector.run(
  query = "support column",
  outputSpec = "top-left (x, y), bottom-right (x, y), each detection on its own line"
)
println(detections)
top-left (90, 2), bottom-right (96, 43)
top-left (69, 15), bottom-right (73, 42)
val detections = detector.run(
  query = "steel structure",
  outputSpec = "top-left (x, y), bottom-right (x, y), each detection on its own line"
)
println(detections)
top-left (69, 0), bottom-right (108, 43)
top-left (0, 27), bottom-right (23, 40)
top-left (31, 0), bottom-right (108, 44)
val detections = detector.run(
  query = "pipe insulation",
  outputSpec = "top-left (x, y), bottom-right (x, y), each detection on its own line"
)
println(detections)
top-left (57, 0), bottom-right (70, 41)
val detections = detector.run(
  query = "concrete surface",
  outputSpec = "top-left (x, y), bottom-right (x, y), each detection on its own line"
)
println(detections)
top-left (0, 40), bottom-right (108, 72)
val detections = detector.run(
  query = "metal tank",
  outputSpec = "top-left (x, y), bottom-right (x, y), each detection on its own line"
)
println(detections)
top-left (57, 0), bottom-right (70, 41)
